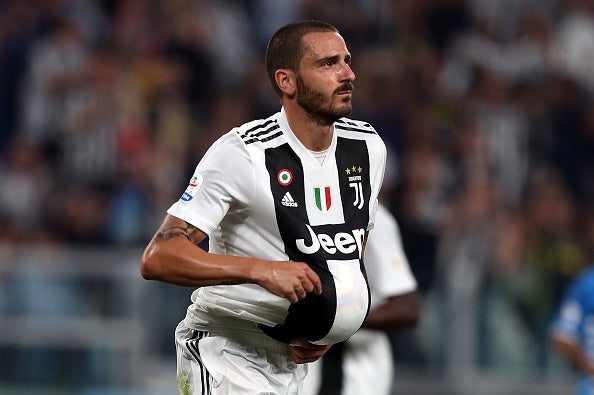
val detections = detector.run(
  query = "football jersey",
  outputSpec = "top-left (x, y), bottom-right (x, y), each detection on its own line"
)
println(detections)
top-left (167, 107), bottom-right (386, 345)
top-left (551, 265), bottom-right (594, 395)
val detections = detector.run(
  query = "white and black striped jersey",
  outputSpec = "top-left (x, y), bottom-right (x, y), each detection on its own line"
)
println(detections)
top-left (167, 107), bottom-right (386, 345)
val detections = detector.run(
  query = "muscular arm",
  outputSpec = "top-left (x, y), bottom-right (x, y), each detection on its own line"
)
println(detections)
top-left (362, 291), bottom-right (420, 330)
top-left (140, 214), bottom-right (322, 303)
top-left (552, 335), bottom-right (594, 377)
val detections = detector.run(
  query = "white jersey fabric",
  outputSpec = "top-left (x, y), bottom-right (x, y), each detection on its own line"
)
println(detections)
top-left (302, 204), bottom-right (418, 395)
top-left (168, 107), bottom-right (387, 346)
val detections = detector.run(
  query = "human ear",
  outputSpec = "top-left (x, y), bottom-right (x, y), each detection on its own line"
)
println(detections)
top-left (275, 69), bottom-right (296, 96)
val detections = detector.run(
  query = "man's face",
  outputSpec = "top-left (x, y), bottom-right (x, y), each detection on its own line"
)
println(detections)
top-left (295, 32), bottom-right (356, 125)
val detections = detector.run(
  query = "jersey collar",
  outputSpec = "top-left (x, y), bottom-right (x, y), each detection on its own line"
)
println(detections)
top-left (278, 107), bottom-right (337, 169)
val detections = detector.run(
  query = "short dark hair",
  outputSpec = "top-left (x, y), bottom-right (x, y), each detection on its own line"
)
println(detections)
top-left (265, 20), bottom-right (339, 97)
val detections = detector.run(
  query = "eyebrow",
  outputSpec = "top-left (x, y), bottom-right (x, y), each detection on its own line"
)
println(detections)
top-left (315, 54), bottom-right (351, 66)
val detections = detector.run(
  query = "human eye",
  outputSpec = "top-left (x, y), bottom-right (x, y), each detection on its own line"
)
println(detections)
top-left (320, 56), bottom-right (339, 68)
top-left (322, 58), bottom-right (336, 67)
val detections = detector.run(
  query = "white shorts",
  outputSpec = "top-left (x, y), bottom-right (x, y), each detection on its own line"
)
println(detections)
top-left (175, 320), bottom-right (308, 395)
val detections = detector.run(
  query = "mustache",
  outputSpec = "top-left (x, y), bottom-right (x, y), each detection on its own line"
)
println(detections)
top-left (335, 82), bottom-right (354, 94)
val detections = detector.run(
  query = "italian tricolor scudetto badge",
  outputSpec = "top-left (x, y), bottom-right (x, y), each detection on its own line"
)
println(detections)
top-left (314, 186), bottom-right (331, 212)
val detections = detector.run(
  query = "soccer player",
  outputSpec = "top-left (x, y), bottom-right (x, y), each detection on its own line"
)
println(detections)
top-left (550, 264), bottom-right (594, 395)
top-left (301, 203), bottom-right (420, 395)
top-left (140, 20), bottom-right (387, 395)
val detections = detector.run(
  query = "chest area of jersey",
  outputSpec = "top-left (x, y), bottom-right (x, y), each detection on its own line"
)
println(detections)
top-left (267, 140), bottom-right (368, 215)
top-left (262, 138), bottom-right (371, 259)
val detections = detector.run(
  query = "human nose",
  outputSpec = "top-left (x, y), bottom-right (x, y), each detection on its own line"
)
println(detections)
top-left (339, 62), bottom-right (355, 82)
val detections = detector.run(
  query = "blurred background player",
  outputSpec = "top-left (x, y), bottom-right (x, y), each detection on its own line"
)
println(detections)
top-left (302, 203), bottom-right (420, 395)
top-left (550, 262), bottom-right (594, 395)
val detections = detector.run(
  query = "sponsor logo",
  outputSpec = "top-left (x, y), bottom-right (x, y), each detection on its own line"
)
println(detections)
top-left (277, 169), bottom-right (293, 186)
top-left (181, 192), bottom-right (193, 201)
top-left (281, 192), bottom-right (298, 207)
top-left (314, 186), bottom-right (331, 212)
top-left (296, 224), bottom-right (365, 257)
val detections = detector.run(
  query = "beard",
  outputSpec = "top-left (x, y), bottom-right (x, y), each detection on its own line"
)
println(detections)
top-left (295, 75), bottom-right (353, 126)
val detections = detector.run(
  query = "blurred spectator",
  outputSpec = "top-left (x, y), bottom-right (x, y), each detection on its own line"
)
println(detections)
top-left (436, 176), bottom-right (499, 379)
top-left (518, 167), bottom-right (589, 368)
top-left (466, 68), bottom-right (530, 206)
top-left (0, 138), bottom-right (53, 242)
top-left (19, 15), bottom-right (88, 145)
top-left (551, 0), bottom-right (594, 93)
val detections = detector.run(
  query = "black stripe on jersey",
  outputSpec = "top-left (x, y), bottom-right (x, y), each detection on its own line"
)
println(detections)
top-left (237, 119), bottom-right (284, 145)
top-left (334, 137), bottom-right (371, 232)
top-left (261, 143), bottom-right (337, 343)
top-left (334, 136), bottom-right (372, 319)
top-left (259, 138), bottom-right (372, 344)
top-left (335, 119), bottom-right (375, 134)
top-left (185, 331), bottom-right (211, 395)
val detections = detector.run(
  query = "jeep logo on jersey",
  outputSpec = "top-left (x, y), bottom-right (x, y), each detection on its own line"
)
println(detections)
top-left (314, 186), bottom-right (331, 212)
top-left (296, 224), bottom-right (365, 257)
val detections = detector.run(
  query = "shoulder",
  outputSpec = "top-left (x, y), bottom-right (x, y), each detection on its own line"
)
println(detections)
top-left (335, 117), bottom-right (379, 137)
top-left (576, 266), bottom-right (594, 289)
top-left (234, 113), bottom-right (284, 146)
top-left (335, 117), bottom-right (385, 152)
top-left (563, 266), bottom-right (594, 302)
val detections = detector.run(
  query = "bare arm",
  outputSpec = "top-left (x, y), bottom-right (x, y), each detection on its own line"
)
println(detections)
top-left (362, 291), bottom-right (420, 330)
top-left (140, 214), bottom-right (322, 303)
top-left (552, 335), bottom-right (594, 377)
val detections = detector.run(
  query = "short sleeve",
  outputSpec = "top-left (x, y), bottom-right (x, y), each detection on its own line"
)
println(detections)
top-left (167, 131), bottom-right (254, 235)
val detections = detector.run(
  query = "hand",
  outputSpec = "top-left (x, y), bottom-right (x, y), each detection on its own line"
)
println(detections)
top-left (288, 338), bottom-right (332, 364)
top-left (253, 260), bottom-right (322, 303)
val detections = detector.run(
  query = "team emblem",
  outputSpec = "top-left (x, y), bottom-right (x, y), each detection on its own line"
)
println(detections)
top-left (349, 182), bottom-right (364, 209)
top-left (346, 165), bottom-right (364, 209)
top-left (277, 169), bottom-right (293, 186)
top-left (314, 186), bottom-right (332, 212)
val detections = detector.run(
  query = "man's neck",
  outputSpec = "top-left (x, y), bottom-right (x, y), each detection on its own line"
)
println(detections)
top-left (283, 104), bottom-right (334, 152)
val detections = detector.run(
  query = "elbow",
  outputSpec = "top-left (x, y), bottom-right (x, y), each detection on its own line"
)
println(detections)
top-left (407, 293), bottom-right (421, 327)
top-left (394, 291), bottom-right (422, 328)
top-left (407, 309), bottom-right (420, 327)
top-left (140, 243), bottom-right (161, 280)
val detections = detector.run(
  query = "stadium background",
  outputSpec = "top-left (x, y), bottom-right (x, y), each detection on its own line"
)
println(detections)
top-left (1, 0), bottom-right (593, 394)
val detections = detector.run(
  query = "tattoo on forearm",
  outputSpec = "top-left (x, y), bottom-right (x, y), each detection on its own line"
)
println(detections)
top-left (156, 223), bottom-right (200, 242)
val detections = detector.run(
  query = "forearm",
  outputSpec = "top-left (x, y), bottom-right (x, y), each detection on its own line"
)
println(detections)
top-left (362, 291), bottom-right (420, 330)
top-left (141, 236), bottom-right (261, 287)
top-left (553, 337), bottom-right (594, 376)
top-left (140, 214), bottom-right (322, 303)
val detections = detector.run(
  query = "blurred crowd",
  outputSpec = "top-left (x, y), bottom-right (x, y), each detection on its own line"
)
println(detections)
top-left (1, 0), bottom-right (594, 376)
